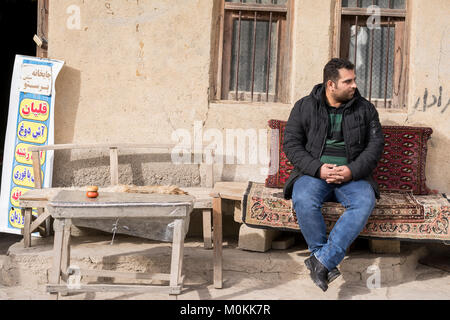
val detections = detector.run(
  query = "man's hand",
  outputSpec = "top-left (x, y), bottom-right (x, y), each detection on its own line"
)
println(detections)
top-left (326, 165), bottom-right (352, 184)
top-left (320, 164), bottom-right (337, 181)
top-left (320, 164), bottom-right (352, 184)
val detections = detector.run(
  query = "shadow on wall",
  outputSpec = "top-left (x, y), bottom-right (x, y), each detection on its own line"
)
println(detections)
top-left (51, 149), bottom-right (242, 188)
top-left (54, 66), bottom-right (81, 144)
top-left (52, 152), bottom-right (217, 187)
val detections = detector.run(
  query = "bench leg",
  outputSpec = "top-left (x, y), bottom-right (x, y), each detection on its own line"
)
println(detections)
top-left (169, 219), bottom-right (185, 295)
top-left (202, 209), bottom-right (213, 249)
top-left (212, 197), bottom-right (223, 289)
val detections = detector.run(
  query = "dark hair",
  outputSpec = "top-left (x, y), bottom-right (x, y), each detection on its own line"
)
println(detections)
top-left (323, 58), bottom-right (355, 85)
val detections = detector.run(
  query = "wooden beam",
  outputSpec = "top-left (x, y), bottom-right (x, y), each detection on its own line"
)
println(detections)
top-left (202, 209), bottom-right (213, 249)
top-left (46, 283), bottom-right (182, 294)
top-left (109, 147), bottom-right (119, 185)
top-left (23, 208), bottom-right (32, 247)
top-left (214, 0), bottom-right (225, 101)
top-left (31, 151), bottom-right (42, 189)
top-left (78, 269), bottom-right (171, 281)
top-left (37, 0), bottom-right (49, 58)
top-left (212, 197), bottom-right (223, 289)
top-left (332, 0), bottom-right (342, 58)
top-left (224, 2), bottom-right (287, 13)
top-left (29, 210), bottom-right (51, 233)
top-left (169, 219), bottom-right (185, 289)
top-left (341, 7), bottom-right (406, 17)
top-left (28, 143), bottom-right (213, 152)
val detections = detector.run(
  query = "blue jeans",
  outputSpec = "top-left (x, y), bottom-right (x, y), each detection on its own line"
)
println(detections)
top-left (292, 175), bottom-right (375, 271)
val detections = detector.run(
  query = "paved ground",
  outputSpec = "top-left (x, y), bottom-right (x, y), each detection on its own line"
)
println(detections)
top-left (1, 232), bottom-right (449, 300)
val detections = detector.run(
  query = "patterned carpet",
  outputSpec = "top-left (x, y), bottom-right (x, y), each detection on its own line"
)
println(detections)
top-left (242, 182), bottom-right (450, 242)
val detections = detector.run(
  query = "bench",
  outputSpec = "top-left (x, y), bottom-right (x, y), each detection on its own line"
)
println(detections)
top-left (19, 143), bottom-right (216, 249)
top-left (229, 122), bottom-right (450, 253)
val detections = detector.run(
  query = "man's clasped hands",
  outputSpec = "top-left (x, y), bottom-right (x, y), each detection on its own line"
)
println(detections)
top-left (319, 164), bottom-right (353, 184)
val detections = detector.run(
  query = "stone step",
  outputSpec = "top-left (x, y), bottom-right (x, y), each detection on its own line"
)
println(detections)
top-left (1, 233), bottom-right (431, 294)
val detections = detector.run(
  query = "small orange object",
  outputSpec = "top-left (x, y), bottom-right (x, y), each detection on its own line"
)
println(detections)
top-left (86, 186), bottom-right (99, 198)
top-left (86, 191), bottom-right (98, 198)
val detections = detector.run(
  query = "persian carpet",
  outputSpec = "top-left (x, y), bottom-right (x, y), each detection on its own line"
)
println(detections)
top-left (242, 182), bottom-right (449, 242)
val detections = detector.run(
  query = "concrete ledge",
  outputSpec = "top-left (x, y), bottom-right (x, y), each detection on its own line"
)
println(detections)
top-left (1, 234), bottom-right (446, 300)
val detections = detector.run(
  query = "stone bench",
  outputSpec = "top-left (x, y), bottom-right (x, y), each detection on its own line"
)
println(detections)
top-left (234, 182), bottom-right (449, 253)
top-left (229, 123), bottom-right (449, 253)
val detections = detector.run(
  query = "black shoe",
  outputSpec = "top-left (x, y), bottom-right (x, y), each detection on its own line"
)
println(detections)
top-left (304, 255), bottom-right (329, 292)
top-left (305, 257), bottom-right (341, 284)
top-left (327, 267), bottom-right (341, 284)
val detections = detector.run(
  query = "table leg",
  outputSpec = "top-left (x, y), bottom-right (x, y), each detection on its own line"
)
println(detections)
top-left (169, 219), bottom-right (184, 294)
top-left (45, 213), bottom-right (52, 237)
top-left (49, 219), bottom-right (65, 299)
top-left (23, 208), bottom-right (32, 248)
top-left (60, 219), bottom-right (72, 295)
top-left (212, 197), bottom-right (223, 289)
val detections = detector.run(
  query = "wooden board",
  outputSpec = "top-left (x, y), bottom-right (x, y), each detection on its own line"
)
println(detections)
top-left (49, 190), bottom-right (194, 207)
top-left (18, 188), bottom-right (60, 202)
top-left (183, 187), bottom-right (213, 209)
top-left (211, 181), bottom-right (248, 201)
top-left (46, 284), bottom-right (182, 295)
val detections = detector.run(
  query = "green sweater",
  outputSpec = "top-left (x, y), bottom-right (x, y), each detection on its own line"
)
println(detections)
top-left (320, 103), bottom-right (348, 166)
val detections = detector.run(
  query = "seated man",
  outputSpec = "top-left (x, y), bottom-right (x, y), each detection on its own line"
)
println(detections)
top-left (283, 58), bottom-right (385, 292)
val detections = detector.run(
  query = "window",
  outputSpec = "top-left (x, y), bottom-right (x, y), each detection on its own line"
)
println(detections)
top-left (211, 0), bottom-right (292, 103)
top-left (335, 0), bottom-right (408, 109)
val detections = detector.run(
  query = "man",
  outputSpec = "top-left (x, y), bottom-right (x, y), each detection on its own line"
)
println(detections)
top-left (283, 58), bottom-right (385, 292)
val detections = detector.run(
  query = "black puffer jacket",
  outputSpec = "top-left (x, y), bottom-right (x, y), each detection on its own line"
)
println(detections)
top-left (283, 83), bottom-right (385, 200)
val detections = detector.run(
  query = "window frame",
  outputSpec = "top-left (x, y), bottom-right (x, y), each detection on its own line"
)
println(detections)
top-left (332, 0), bottom-right (410, 110)
top-left (37, 0), bottom-right (49, 58)
top-left (210, 0), bottom-right (293, 104)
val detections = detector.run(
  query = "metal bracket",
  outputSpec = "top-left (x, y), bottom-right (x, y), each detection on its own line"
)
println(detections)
top-left (33, 34), bottom-right (48, 50)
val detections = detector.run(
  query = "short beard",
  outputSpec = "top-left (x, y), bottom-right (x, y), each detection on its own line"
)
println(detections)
top-left (333, 86), bottom-right (354, 103)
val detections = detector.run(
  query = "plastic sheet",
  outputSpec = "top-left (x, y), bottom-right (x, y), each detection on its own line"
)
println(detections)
top-left (72, 212), bottom-right (191, 243)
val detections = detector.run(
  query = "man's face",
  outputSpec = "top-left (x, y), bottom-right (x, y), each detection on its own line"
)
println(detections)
top-left (329, 68), bottom-right (357, 103)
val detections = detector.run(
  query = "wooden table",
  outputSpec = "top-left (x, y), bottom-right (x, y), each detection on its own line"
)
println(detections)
top-left (45, 190), bottom-right (194, 297)
top-left (210, 181), bottom-right (248, 289)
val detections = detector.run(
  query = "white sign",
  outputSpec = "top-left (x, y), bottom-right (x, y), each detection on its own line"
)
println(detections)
top-left (0, 55), bottom-right (64, 235)
top-left (20, 63), bottom-right (53, 96)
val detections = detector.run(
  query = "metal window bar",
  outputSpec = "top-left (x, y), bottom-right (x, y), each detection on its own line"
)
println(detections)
top-left (368, 27), bottom-right (374, 103)
top-left (266, 11), bottom-right (273, 102)
top-left (228, 0), bottom-right (283, 102)
top-left (235, 8), bottom-right (242, 101)
top-left (345, 0), bottom-right (404, 108)
top-left (354, 15), bottom-right (358, 65)
top-left (352, 19), bottom-right (395, 107)
top-left (251, 11), bottom-right (257, 101)
top-left (368, 0), bottom-right (375, 103)
top-left (378, 21), bottom-right (394, 106)
top-left (384, 17), bottom-right (391, 107)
